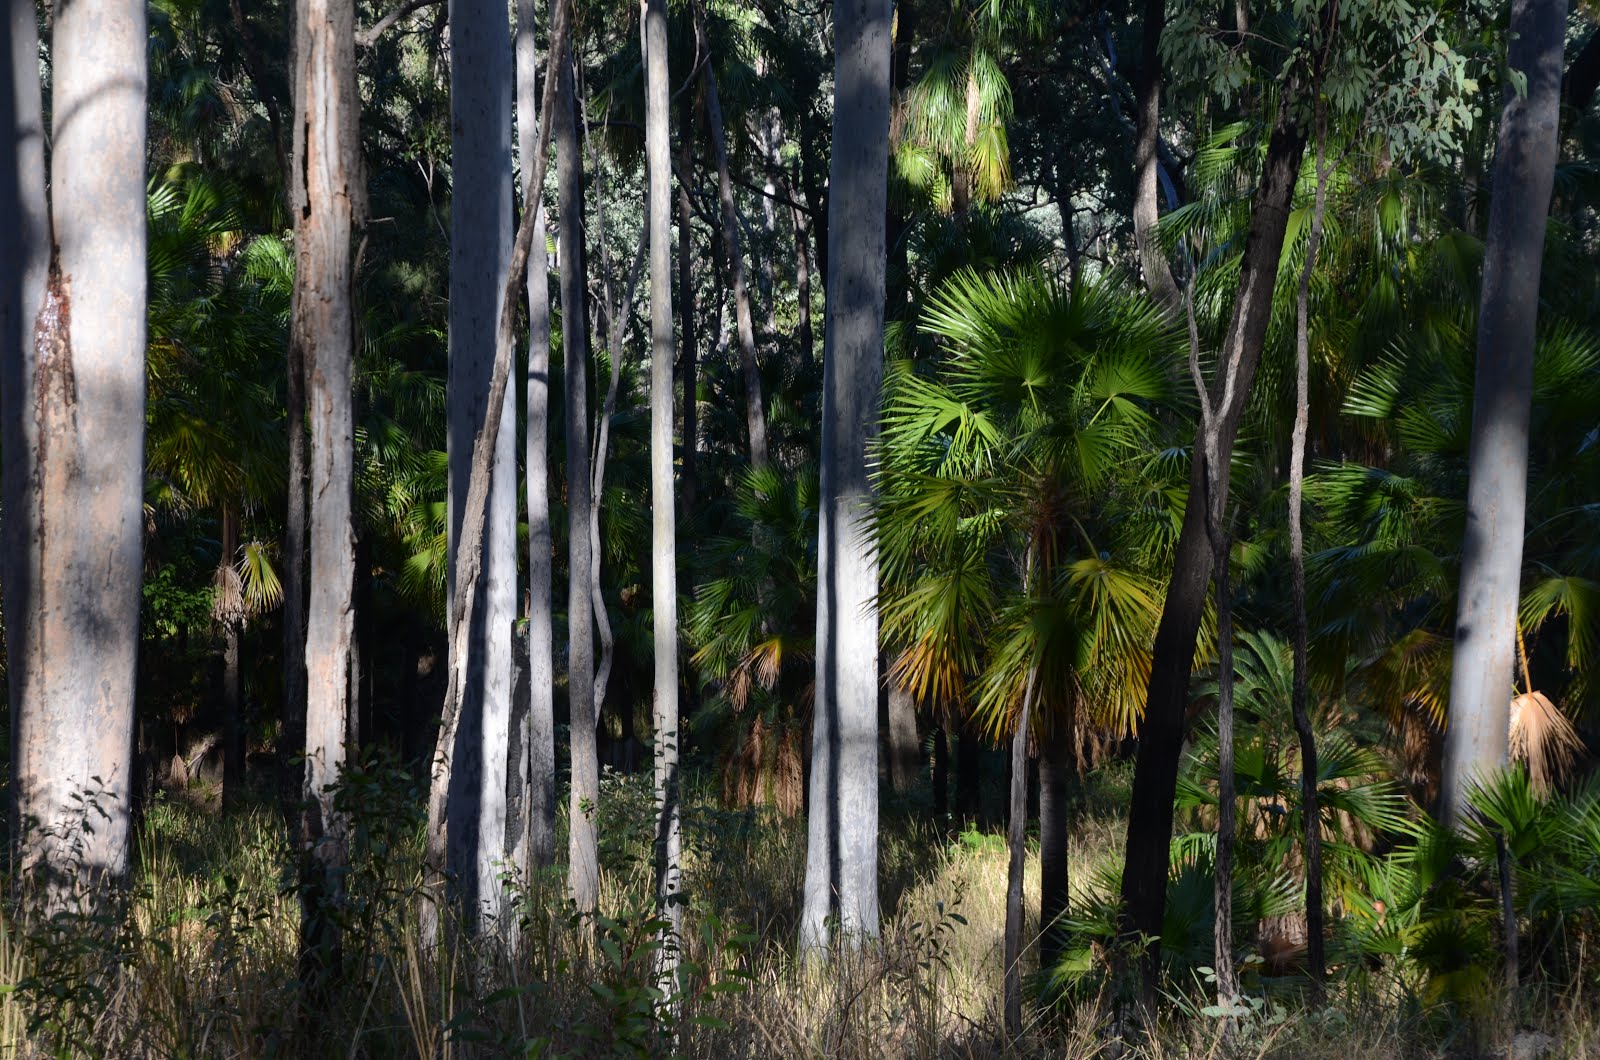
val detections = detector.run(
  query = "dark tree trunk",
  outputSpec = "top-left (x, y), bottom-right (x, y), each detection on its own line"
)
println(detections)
top-left (932, 724), bottom-right (950, 822)
top-left (281, 312), bottom-right (308, 818)
top-left (1038, 718), bottom-right (1072, 973)
top-left (1117, 100), bottom-right (1309, 1001)
top-left (221, 507), bottom-right (244, 811)
top-left (956, 722), bottom-right (982, 823)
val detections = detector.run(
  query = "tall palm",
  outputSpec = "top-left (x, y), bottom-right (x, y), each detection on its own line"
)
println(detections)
top-left (877, 266), bottom-right (1176, 1021)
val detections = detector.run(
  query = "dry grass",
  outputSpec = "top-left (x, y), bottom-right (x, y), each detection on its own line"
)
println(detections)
top-left (0, 768), bottom-right (1595, 1058)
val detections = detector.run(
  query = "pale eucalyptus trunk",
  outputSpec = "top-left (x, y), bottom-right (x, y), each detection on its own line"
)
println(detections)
top-left (694, 7), bottom-right (769, 472)
top-left (444, 0), bottom-right (518, 936)
top-left (555, 34), bottom-right (600, 913)
top-left (642, 0), bottom-right (683, 987)
top-left (800, 0), bottom-right (891, 957)
top-left (422, 0), bottom-right (572, 941)
top-left (1440, 0), bottom-right (1566, 828)
top-left (516, 0), bottom-right (557, 874)
top-left (3, 0), bottom-right (146, 908)
top-left (293, 0), bottom-right (360, 967)
top-left (678, 95), bottom-right (699, 518)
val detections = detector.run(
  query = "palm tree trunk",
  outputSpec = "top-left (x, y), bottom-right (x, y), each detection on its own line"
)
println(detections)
top-left (1117, 97), bottom-right (1307, 1002)
top-left (516, 0), bottom-right (557, 873)
top-left (956, 720), bottom-right (982, 821)
top-left (4, 0), bottom-right (145, 909)
top-left (555, 31), bottom-right (601, 914)
top-left (799, 0), bottom-right (892, 957)
top-left (932, 724), bottom-right (950, 822)
top-left (293, 0), bottom-right (359, 976)
top-left (1038, 717), bottom-right (1071, 973)
top-left (443, 0), bottom-right (517, 936)
top-left (642, 0), bottom-right (683, 988)
top-left (886, 679), bottom-right (920, 794)
top-left (1290, 124), bottom-right (1331, 997)
top-left (1004, 618), bottom-right (1039, 1040)
top-left (1440, 0), bottom-right (1565, 828)
top-left (694, 5), bottom-right (769, 472)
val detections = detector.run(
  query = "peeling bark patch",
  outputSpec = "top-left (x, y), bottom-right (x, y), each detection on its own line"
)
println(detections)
top-left (32, 263), bottom-right (79, 503)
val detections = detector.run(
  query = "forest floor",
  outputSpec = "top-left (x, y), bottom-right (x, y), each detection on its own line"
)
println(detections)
top-left (3, 758), bottom-right (1598, 1057)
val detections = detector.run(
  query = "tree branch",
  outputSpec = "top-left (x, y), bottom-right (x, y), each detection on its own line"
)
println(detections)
top-left (356, 0), bottom-right (444, 48)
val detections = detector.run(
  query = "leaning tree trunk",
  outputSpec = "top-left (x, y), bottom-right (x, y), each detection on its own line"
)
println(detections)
top-left (642, 0), bottom-right (683, 989)
top-left (515, 0), bottom-right (557, 874)
top-left (1290, 125), bottom-right (1331, 997)
top-left (1132, 0), bottom-right (1180, 313)
top-left (444, 0), bottom-right (518, 937)
top-left (3, 0), bottom-right (146, 910)
top-left (1440, 0), bottom-right (1565, 829)
top-left (420, 0), bottom-right (571, 943)
top-left (694, 7), bottom-right (770, 472)
top-left (554, 29), bottom-right (601, 914)
top-left (292, 0), bottom-right (360, 977)
top-left (1118, 100), bottom-right (1308, 1001)
top-left (799, 0), bottom-right (892, 958)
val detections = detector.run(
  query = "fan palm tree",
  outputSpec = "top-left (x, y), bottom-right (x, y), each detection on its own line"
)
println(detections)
top-left (876, 265), bottom-right (1177, 1017)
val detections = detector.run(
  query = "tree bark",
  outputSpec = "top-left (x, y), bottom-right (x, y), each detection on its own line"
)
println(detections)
top-left (642, 0), bottom-right (683, 989)
top-left (4, 0), bottom-right (146, 908)
top-left (1290, 128), bottom-right (1330, 997)
top-left (885, 673), bottom-right (919, 793)
top-left (1133, 0), bottom-right (1180, 312)
top-left (932, 724), bottom-right (950, 822)
top-left (419, 0), bottom-right (571, 941)
top-left (956, 720), bottom-right (982, 821)
top-left (1004, 628), bottom-right (1038, 1040)
top-left (293, 0), bottom-right (360, 974)
top-left (800, 0), bottom-right (891, 957)
top-left (282, 310), bottom-right (309, 819)
top-left (1440, 0), bottom-right (1565, 825)
top-left (555, 31), bottom-right (601, 914)
top-left (694, 5), bottom-right (770, 472)
top-left (1038, 717), bottom-right (1071, 973)
top-left (789, 190), bottom-right (815, 371)
top-left (516, 0), bottom-right (557, 874)
top-left (1117, 101), bottom-right (1308, 999)
top-left (677, 92), bottom-right (700, 520)
top-left (222, 506), bottom-right (244, 810)
top-left (444, 0), bottom-right (517, 936)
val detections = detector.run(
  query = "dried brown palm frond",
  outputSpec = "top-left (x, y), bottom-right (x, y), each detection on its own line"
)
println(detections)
top-left (1509, 690), bottom-right (1584, 792)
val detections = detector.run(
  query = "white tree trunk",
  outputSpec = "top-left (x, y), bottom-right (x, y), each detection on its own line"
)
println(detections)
top-left (800, 0), bottom-right (891, 956)
top-left (642, 0), bottom-right (682, 986)
top-left (1440, 0), bottom-right (1565, 827)
top-left (293, 0), bottom-right (360, 948)
top-left (516, 0), bottom-right (557, 874)
top-left (554, 33), bottom-right (600, 913)
top-left (3, 0), bottom-right (146, 907)
top-left (445, 0), bottom-right (517, 935)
